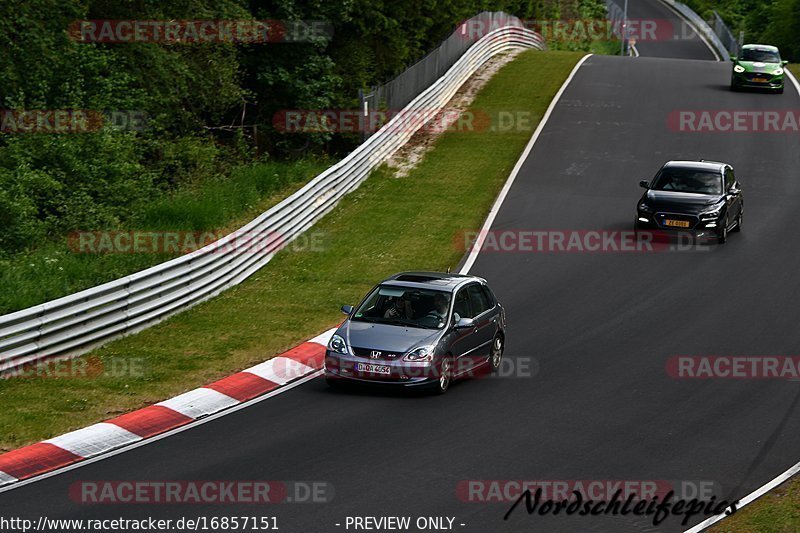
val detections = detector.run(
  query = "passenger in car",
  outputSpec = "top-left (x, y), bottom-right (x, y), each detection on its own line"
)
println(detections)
top-left (384, 296), bottom-right (412, 319)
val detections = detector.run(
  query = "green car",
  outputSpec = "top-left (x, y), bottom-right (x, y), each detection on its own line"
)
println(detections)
top-left (730, 44), bottom-right (788, 93)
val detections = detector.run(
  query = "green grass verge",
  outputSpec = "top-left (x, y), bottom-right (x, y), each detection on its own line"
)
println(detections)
top-left (0, 50), bottom-right (584, 451)
top-left (588, 39), bottom-right (623, 56)
top-left (548, 38), bottom-right (621, 56)
top-left (0, 158), bottom-right (331, 315)
top-left (710, 476), bottom-right (800, 532)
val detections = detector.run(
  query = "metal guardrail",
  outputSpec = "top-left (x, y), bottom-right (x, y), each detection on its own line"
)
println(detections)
top-left (605, 0), bottom-right (631, 55)
top-left (0, 16), bottom-right (545, 374)
top-left (606, 0), bottom-right (739, 61)
top-left (606, 0), bottom-right (729, 60)
top-left (659, 0), bottom-right (729, 60)
top-left (362, 12), bottom-right (533, 134)
top-left (712, 10), bottom-right (739, 57)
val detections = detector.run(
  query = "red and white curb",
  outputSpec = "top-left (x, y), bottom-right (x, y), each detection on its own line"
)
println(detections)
top-left (0, 328), bottom-right (335, 488)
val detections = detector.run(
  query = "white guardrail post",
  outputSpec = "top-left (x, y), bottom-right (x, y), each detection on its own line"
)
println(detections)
top-left (0, 13), bottom-right (545, 374)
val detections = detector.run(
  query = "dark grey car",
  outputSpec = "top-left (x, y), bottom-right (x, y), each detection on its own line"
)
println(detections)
top-left (636, 160), bottom-right (743, 243)
top-left (324, 272), bottom-right (506, 394)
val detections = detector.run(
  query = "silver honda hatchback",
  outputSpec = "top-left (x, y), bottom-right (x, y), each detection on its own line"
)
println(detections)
top-left (324, 272), bottom-right (506, 394)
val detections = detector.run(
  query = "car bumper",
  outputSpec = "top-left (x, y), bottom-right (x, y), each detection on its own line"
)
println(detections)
top-left (732, 73), bottom-right (784, 89)
top-left (636, 214), bottom-right (720, 240)
top-left (324, 351), bottom-right (440, 387)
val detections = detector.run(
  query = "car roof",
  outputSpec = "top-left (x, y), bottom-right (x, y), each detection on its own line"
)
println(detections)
top-left (380, 271), bottom-right (484, 291)
top-left (662, 160), bottom-right (729, 172)
top-left (741, 44), bottom-right (779, 51)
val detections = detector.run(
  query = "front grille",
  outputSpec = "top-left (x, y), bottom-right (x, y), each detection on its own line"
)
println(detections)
top-left (744, 72), bottom-right (773, 81)
top-left (351, 347), bottom-right (402, 360)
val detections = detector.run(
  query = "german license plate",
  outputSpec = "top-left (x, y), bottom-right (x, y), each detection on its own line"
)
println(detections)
top-left (752, 77), bottom-right (767, 83)
top-left (664, 219), bottom-right (690, 228)
top-left (357, 362), bottom-right (391, 375)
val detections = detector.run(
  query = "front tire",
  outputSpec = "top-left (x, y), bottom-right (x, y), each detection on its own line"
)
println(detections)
top-left (490, 335), bottom-right (504, 371)
top-left (434, 356), bottom-right (452, 395)
top-left (718, 216), bottom-right (729, 244)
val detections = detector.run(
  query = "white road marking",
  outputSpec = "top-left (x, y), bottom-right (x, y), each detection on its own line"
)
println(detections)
top-left (684, 69), bottom-right (800, 532)
top-left (684, 460), bottom-right (800, 532)
top-left (460, 53), bottom-right (593, 274)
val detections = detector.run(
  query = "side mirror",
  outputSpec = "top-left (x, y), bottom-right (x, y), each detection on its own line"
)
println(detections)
top-left (639, 180), bottom-right (650, 189)
top-left (727, 187), bottom-right (740, 196)
top-left (455, 317), bottom-right (476, 329)
top-left (783, 60), bottom-right (789, 66)
top-left (730, 55), bottom-right (737, 62)
top-left (340, 304), bottom-right (354, 315)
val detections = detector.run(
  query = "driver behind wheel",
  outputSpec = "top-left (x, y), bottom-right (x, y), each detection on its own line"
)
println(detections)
top-left (384, 295), bottom-right (412, 319)
top-left (423, 293), bottom-right (449, 326)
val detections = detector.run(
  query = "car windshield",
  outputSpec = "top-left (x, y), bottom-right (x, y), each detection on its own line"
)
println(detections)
top-left (352, 284), bottom-right (451, 329)
top-left (740, 49), bottom-right (781, 63)
top-left (651, 167), bottom-right (723, 195)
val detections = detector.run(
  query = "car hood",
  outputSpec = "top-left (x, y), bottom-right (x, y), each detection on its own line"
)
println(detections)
top-left (737, 60), bottom-right (782, 73)
top-left (642, 190), bottom-right (723, 215)
top-left (341, 320), bottom-right (442, 353)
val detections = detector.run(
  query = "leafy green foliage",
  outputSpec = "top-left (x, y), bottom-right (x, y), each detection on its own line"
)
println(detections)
top-left (0, 0), bottom-right (607, 290)
top-left (684, 0), bottom-right (800, 60)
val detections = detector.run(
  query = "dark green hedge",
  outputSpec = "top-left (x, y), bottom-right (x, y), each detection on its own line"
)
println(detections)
top-left (0, 0), bottom-right (600, 257)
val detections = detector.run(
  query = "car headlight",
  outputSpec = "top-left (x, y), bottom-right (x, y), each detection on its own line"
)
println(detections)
top-left (403, 345), bottom-right (436, 362)
top-left (775, 67), bottom-right (784, 75)
top-left (699, 207), bottom-right (722, 221)
top-left (638, 202), bottom-right (654, 213)
top-left (328, 334), bottom-right (348, 354)
top-left (733, 65), bottom-right (745, 73)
